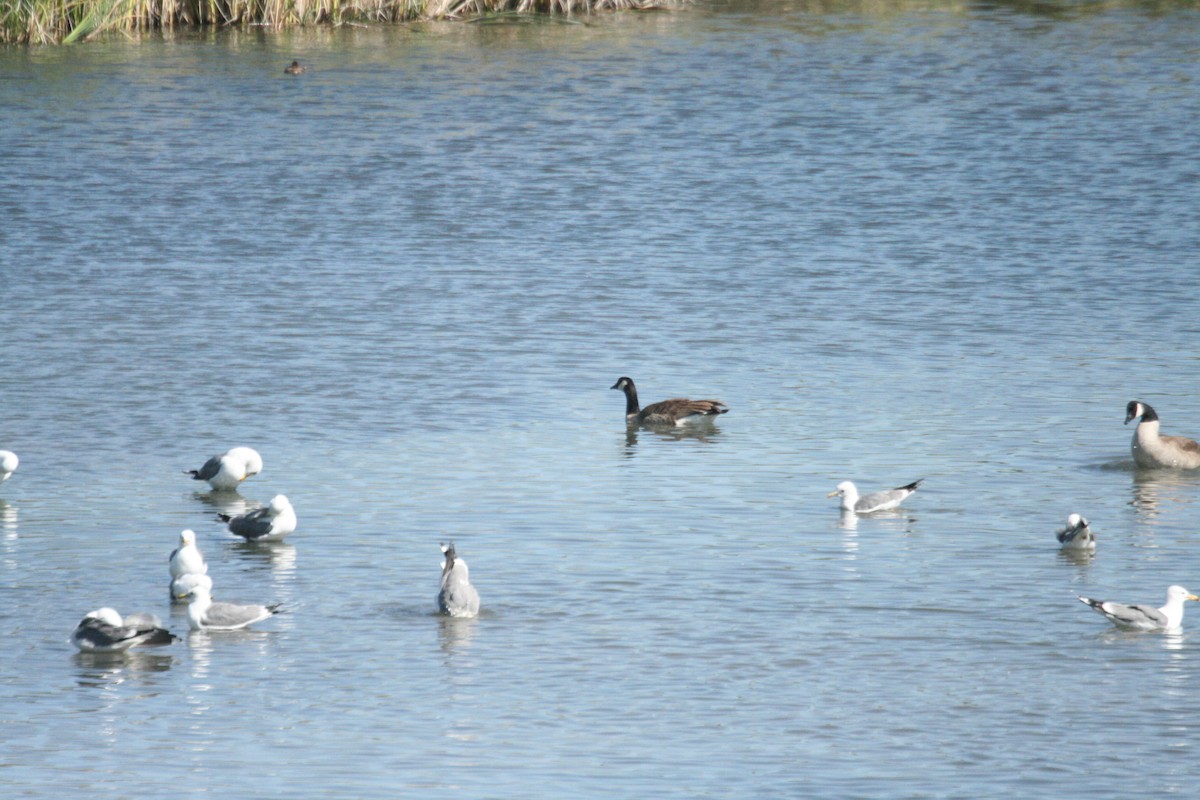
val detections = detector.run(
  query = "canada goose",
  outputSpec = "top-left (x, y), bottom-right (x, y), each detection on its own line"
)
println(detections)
top-left (610, 377), bottom-right (728, 426)
top-left (186, 447), bottom-right (263, 491)
top-left (1124, 401), bottom-right (1200, 469)
top-left (168, 529), bottom-right (207, 578)
top-left (217, 494), bottom-right (296, 542)
top-left (0, 450), bottom-right (17, 483)
top-left (179, 585), bottom-right (281, 631)
top-left (1078, 585), bottom-right (1200, 631)
top-left (284, 60), bottom-right (306, 75)
top-left (1056, 513), bottom-right (1095, 552)
top-left (438, 543), bottom-right (480, 618)
top-left (828, 479), bottom-right (924, 514)
top-left (71, 608), bottom-right (179, 652)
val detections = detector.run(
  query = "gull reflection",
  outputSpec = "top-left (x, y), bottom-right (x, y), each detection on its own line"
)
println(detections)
top-left (192, 490), bottom-right (259, 518)
top-left (72, 651), bottom-right (175, 691)
top-left (438, 614), bottom-right (479, 657)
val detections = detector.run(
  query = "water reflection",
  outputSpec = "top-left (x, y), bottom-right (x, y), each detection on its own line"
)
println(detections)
top-left (192, 490), bottom-right (259, 518)
top-left (438, 614), bottom-right (479, 657)
top-left (622, 422), bottom-right (723, 450)
top-left (1129, 469), bottom-right (1200, 520)
top-left (72, 651), bottom-right (176, 690)
top-left (1056, 547), bottom-right (1095, 568)
top-left (228, 540), bottom-right (298, 583)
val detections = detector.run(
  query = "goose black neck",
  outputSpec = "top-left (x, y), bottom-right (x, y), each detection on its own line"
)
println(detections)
top-left (622, 384), bottom-right (640, 416)
top-left (1140, 404), bottom-right (1159, 422)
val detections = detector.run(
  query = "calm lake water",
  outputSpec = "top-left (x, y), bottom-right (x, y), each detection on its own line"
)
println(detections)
top-left (3, 1), bottom-right (1200, 796)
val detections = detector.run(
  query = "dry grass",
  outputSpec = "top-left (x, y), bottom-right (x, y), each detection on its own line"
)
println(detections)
top-left (1, 0), bottom-right (678, 44)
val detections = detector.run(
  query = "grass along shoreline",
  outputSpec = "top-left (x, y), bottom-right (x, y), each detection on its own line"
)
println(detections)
top-left (1, 0), bottom-right (675, 45)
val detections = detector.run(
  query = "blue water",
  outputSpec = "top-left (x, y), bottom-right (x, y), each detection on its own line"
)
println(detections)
top-left (3, 2), bottom-right (1200, 796)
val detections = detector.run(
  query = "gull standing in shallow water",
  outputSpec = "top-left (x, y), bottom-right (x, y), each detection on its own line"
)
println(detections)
top-left (828, 479), bottom-right (924, 514)
top-left (610, 377), bottom-right (728, 426)
top-left (217, 494), bottom-right (297, 542)
top-left (1056, 514), bottom-right (1096, 552)
top-left (1078, 585), bottom-right (1200, 631)
top-left (185, 446), bottom-right (264, 491)
top-left (179, 585), bottom-right (281, 631)
top-left (168, 529), bottom-right (207, 578)
top-left (0, 450), bottom-right (17, 483)
top-left (71, 608), bottom-right (180, 652)
top-left (1124, 401), bottom-right (1200, 469)
top-left (438, 543), bottom-right (480, 618)
top-left (169, 572), bottom-right (213, 604)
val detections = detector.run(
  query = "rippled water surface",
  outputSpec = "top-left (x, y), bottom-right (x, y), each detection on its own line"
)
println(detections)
top-left (3, 2), bottom-right (1200, 796)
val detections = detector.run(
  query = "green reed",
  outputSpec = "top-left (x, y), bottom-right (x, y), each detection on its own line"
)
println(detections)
top-left (1, 0), bottom-right (668, 44)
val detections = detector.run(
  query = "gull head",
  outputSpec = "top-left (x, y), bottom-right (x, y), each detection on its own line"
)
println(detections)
top-left (86, 607), bottom-right (124, 626)
top-left (1168, 585), bottom-right (1200, 604)
top-left (827, 481), bottom-right (854, 499)
top-left (179, 529), bottom-right (197, 546)
top-left (269, 494), bottom-right (291, 515)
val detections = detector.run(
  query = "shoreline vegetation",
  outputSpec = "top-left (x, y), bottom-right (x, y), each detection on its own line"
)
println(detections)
top-left (1, 0), bottom-right (679, 45)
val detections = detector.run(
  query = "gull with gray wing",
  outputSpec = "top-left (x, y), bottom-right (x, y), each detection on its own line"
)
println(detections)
top-left (186, 446), bottom-right (264, 491)
top-left (217, 494), bottom-right (296, 541)
top-left (179, 585), bottom-right (281, 631)
top-left (71, 608), bottom-right (180, 652)
top-left (828, 479), bottom-right (924, 514)
top-left (1078, 585), bottom-right (1200, 631)
top-left (1056, 513), bottom-right (1095, 552)
top-left (438, 543), bottom-right (480, 618)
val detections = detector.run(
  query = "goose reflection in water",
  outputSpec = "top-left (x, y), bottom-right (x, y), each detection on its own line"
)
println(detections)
top-left (623, 422), bottom-right (724, 451)
top-left (1129, 469), bottom-right (1200, 520)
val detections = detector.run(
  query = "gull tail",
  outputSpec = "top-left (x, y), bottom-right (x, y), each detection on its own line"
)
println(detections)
top-left (216, 513), bottom-right (232, 523)
top-left (1078, 595), bottom-right (1103, 610)
top-left (898, 479), bottom-right (925, 492)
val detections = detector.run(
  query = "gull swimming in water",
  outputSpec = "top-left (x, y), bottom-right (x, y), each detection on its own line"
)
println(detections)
top-left (169, 572), bottom-right (213, 604)
top-left (1056, 514), bottom-right (1096, 552)
top-left (185, 446), bottom-right (264, 491)
top-left (438, 543), bottom-right (480, 619)
top-left (1124, 401), bottom-right (1200, 469)
top-left (610, 377), bottom-right (729, 426)
top-left (179, 585), bottom-right (281, 631)
top-left (0, 450), bottom-right (17, 484)
top-left (828, 479), bottom-right (924, 514)
top-left (217, 494), bottom-right (296, 542)
top-left (71, 608), bottom-right (180, 652)
top-left (1078, 585), bottom-right (1200, 631)
top-left (168, 529), bottom-right (207, 578)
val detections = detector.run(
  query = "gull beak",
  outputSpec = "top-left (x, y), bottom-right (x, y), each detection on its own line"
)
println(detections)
top-left (1188, 595), bottom-right (1200, 602)
top-left (826, 490), bottom-right (839, 498)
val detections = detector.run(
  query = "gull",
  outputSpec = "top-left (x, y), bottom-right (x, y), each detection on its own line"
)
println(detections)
top-left (0, 450), bottom-right (17, 483)
top-left (1056, 513), bottom-right (1095, 552)
top-left (610, 377), bottom-right (728, 426)
top-left (169, 572), bottom-right (213, 604)
top-left (71, 608), bottom-right (179, 652)
top-left (185, 446), bottom-right (264, 491)
top-left (828, 479), bottom-right (924, 514)
top-left (168, 529), bottom-right (207, 578)
top-left (217, 494), bottom-right (296, 542)
top-left (1078, 585), bottom-right (1200, 631)
top-left (1125, 401), bottom-right (1200, 469)
top-left (179, 585), bottom-right (281, 631)
top-left (438, 543), bottom-right (480, 619)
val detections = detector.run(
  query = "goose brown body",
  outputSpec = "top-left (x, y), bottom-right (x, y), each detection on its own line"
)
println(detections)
top-left (610, 377), bottom-right (728, 426)
top-left (1125, 401), bottom-right (1200, 469)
